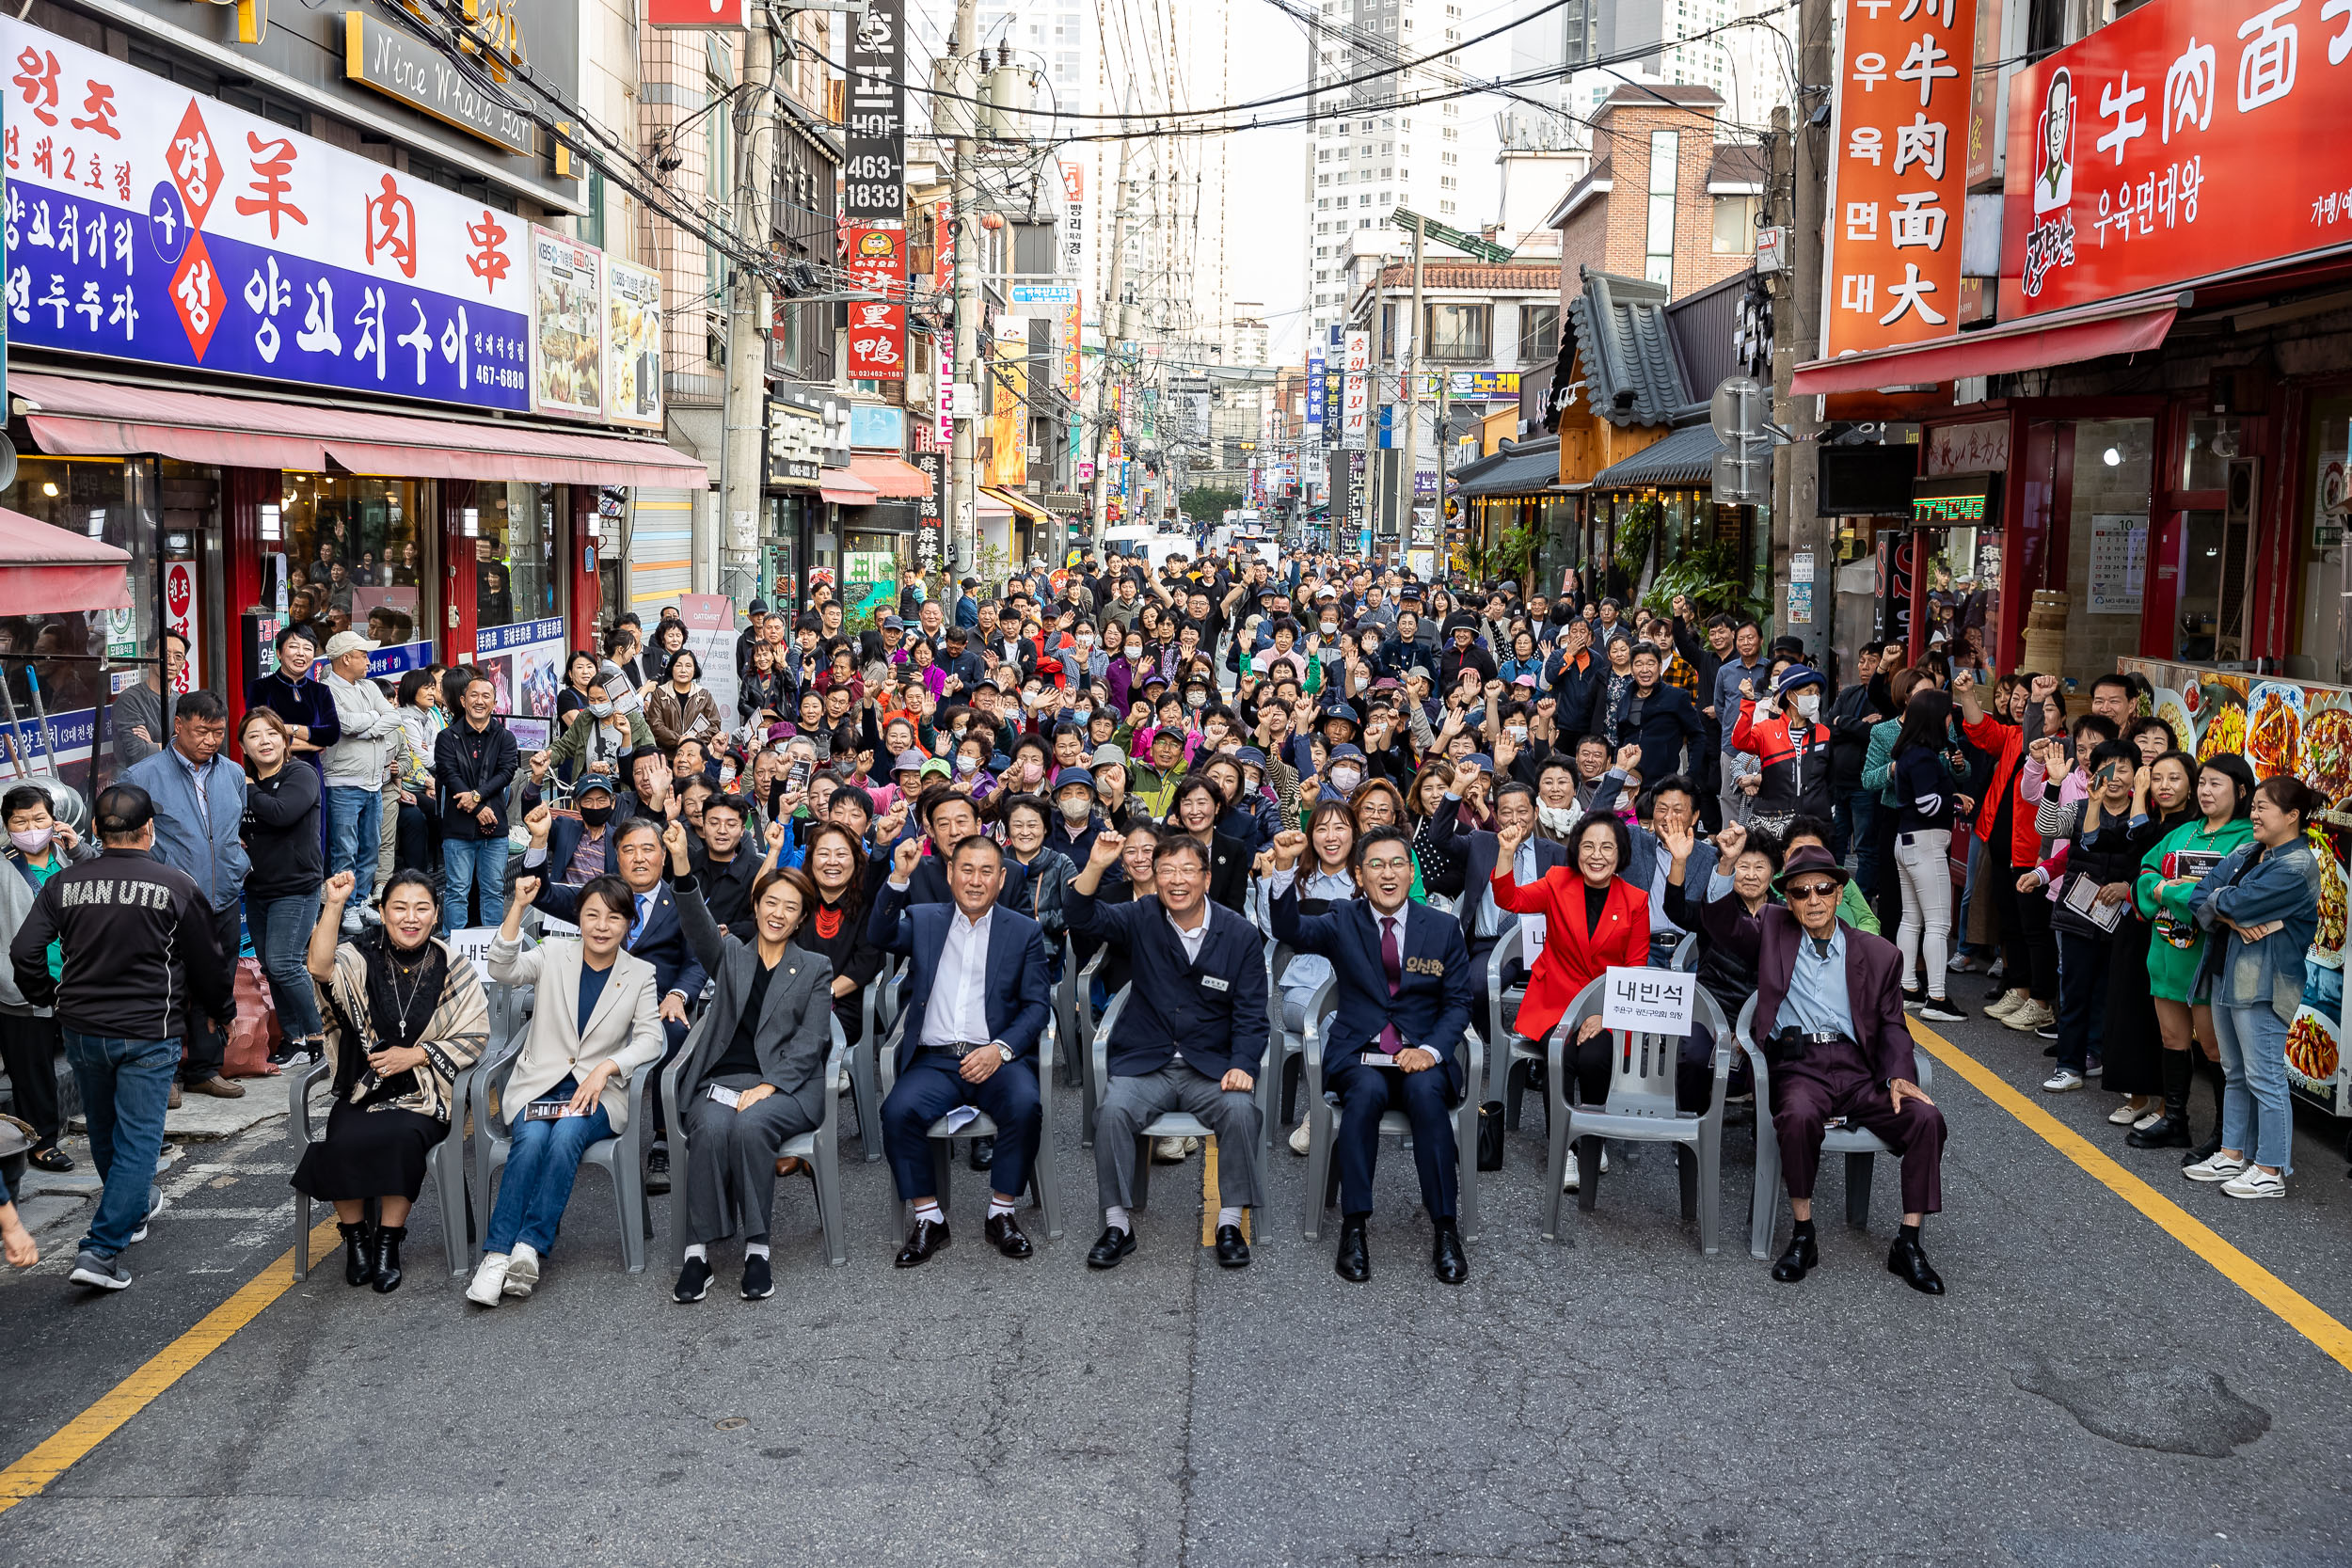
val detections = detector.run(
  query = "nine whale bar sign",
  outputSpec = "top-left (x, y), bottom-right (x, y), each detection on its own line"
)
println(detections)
top-left (344, 10), bottom-right (536, 158)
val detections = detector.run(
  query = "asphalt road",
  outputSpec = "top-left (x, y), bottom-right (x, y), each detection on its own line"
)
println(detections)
top-left (4, 997), bottom-right (2351, 1568)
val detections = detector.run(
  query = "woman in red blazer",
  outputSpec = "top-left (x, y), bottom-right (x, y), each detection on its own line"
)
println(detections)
top-left (1492, 813), bottom-right (1651, 1057)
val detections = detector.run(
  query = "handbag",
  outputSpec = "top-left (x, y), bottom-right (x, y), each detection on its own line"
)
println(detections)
top-left (1477, 1100), bottom-right (1505, 1171)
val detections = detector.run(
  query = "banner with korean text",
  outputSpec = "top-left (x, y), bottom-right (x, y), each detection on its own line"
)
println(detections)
top-left (1342, 329), bottom-right (1370, 451)
top-left (2, 17), bottom-right (530, 412)
top-left (2000, 0), bottom-right (2352, 317)
top-left (1821, 0), bottom-right (1978, 356)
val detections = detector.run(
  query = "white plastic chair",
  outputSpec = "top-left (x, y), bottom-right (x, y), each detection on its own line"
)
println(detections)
top-left (1543, 976), bottom-right (1735, 1253)
top-left (1735, 995), bottom-right (1937, 1259)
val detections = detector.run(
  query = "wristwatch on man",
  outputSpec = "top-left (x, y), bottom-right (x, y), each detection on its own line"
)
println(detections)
top-left (993, 1040), bottom-right (1012, 1064)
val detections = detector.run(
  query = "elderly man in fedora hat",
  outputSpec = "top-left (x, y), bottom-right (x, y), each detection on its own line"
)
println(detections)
top-left (1698, 822), bottom-right (1948, 1295)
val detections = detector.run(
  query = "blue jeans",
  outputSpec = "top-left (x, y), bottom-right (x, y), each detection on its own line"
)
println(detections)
top-left (485, 1079), bottom-right (614, 1256)
top-left (2213, 1003), bottom-right (2295, 1172)
top-left (246, 891), bottom-right (323, 1039)
top-left (438, 836), bottom-right (508, 933)
top-left (326, 786), bottom-right (384, 893)
top-left (62, 1031), bottom-right (177, 1258)
top-left (1838, 789), bottom-right (1878, 888)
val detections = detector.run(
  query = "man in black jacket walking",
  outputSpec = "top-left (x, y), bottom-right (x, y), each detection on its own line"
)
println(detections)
top-left (9, 784), bottom-right (234, 1291)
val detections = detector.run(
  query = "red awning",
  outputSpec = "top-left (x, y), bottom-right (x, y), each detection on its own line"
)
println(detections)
top-left (849, 454), bottom-right (932, 499)
top-left (819, 468), bottom-right (880, 504)
top-left (11, 371), bottom-right (710, 488)
top-left (1788, 295), bottom-right (2181, 396)
top-left (0, 506), bottom-right (132, 616)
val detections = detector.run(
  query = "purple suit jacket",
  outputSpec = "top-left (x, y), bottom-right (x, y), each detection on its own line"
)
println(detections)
top-left (1697, 893), bottom-right (1921, 1085)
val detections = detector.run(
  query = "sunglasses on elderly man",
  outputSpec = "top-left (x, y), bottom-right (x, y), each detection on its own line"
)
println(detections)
top-left (1785, 880), bottom-right (1841, 902)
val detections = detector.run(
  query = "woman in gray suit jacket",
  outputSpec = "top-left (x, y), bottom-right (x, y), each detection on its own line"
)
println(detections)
top-left (469, 874), bottom-right (665, 1307)
top-left (659, 819), bottom-right (834, 1304)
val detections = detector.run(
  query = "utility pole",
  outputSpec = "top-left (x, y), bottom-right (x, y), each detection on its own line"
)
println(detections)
top-left (1089, 103), bottom-right (1138, 546)
top-left (1395, 214), bottom-right (1426, 575)
top-left (1772, 0), bottom-right (1833, 665)
top-left (721, 9), bottom-right (778, 605)
top-left (945, 0), bottom-right (983, 577)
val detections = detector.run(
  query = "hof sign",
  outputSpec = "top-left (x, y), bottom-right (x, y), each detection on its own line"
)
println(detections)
top-left (1600, 968), bottom-right (1698, 1037)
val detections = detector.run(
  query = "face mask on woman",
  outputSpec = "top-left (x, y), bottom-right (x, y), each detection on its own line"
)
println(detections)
top-left (1791, 692), bottom-right (1820, 721)
top-left (1329, 765), bottom-right (1362, 793)
top-left (589, 701), bottom-right (614, 719)
top-left (8, 827), bottom-right (52, 855)
top-left (956, 753), bottom-right (980, 775)
top-left (1058, 794), bottom-right (1092, 822)
top-left (1125, 642), bottom-right (1143, 659)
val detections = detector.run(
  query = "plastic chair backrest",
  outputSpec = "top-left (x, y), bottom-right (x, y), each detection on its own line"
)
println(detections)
top-left (1564, 979), bottom-right (1729, 1120)
top-left (1735, 991), bottom-right (1931, 1090)
top-left (1671, 932), bottom-right (1697, 972)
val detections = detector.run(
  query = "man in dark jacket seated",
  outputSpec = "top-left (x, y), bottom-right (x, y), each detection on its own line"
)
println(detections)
top-left (1066, 830), bottom-right (1269, 1271)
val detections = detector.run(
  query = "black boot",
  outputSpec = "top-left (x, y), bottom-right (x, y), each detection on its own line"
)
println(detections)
top-left (2130, 1048), bottom-right (2195, 1148)
top-left (2182, 1057), bottom-right (2227, 1167)
top-left (339, 1221), bottom-right (376, 1287)
top-left (369, 1225), bottom-right (407, 1294)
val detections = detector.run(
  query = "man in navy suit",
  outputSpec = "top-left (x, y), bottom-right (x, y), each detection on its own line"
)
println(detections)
top-left (1066, 829), bottom-right (1269, 1271)
top-left (869, 832), bottom-right (1053, 1266)
top-left (527, 816), bottom-right (706, 1192)
top-left (1269, 824), bottom-right (1476, 1284)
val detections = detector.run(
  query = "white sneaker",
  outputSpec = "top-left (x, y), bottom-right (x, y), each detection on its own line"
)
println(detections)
top-left (1561, 1146), bottom-right (1610, 1192)
top-left (2042, 1068), bottom-right (2085, 1092)
top-left (466, 1254), bottom-right (510, 1307)
top-left (1288, 1117), bottom-right (1311, 1156)
top-left (2005, 999), bottom-right (2056, 1033)
top-left (1985, 990), bottom-right (2025, 1022)
top-left (502, 1243), bottom-right (540, 1298)
top-left (2106, 1100), bottom-right (2144, 1125)
top-left (2221, 1167), bottom-right (2285, 1199)
top-left (341, 907), bottom-right (365, 936)
top-left (2185, 1151), bottom-right (2249, 1183)
top-left (1154, 1135), bottom-right (1191, 1163)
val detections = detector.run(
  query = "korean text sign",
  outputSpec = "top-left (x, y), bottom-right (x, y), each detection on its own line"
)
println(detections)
top-left (843, 225), bottom-right (906, 380)
top-left (843, 0), bottom-right (905, 223)
top-left (1599, 967), bottom-right (1699, 1036)
top-left (1823, 0), bottom-right (1979, 355)
top-left (2, 17), bottom-right (530, 412)
top-left (1999, 0), bottom-right (2352, 317)
top-left (1342, 329), bottom-right (1370, 451)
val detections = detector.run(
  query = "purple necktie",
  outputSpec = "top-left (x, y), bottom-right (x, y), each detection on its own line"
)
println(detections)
top-left (1378, 915), bottom-right (1404, 1053)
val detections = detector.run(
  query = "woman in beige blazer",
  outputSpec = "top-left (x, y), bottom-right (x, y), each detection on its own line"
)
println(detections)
top-left (467, 872), bottom-right (664, 1307)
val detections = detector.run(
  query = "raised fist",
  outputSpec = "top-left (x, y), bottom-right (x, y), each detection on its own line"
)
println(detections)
top-left (1615, 744), bottom-right (1643, 772)
top-left (894, 836), bottom-right (924, 879)
top-left (662, 819), bottom-right (691, 864)
top-left (1088, 832), bottom-right (1125, 872)
top-left (323, 869), bottom-right (357, 907)
top-left (1951, 667), bottom-right (1975, 694)
top-left (1269, 829), bottom-right (1309, 870)
top-left (513, 874), bottom-right (542, 909)
top-left (765, 820), bottom-right (787, 850)
top-left (1713, 820), bottom-right (1748, 860)
top-left (525, 802), bottom-right (553, 843)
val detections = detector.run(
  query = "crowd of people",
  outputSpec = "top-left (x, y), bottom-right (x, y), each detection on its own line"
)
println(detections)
top-left (0, 546), bottom-right (2324, 1300)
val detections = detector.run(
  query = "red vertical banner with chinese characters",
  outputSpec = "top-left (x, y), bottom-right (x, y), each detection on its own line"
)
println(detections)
top-left (843, 223), bottom-right (905, 380)
top-left (2000, 0), bottom-right (2352, 318)
top-left (1822, 0), bottom-right (1978, 356)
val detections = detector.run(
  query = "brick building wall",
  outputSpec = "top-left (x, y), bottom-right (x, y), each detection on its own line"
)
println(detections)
top-left (1552, 89), bottom-right (1756, 321)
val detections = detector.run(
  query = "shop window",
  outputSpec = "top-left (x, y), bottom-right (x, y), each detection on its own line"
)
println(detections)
top-left (1713, 193), bottom-right (1761, 253)
top-left (268, 476), bottom-right (428, 649)
top-left (1517, 304), bottom-right (1560, 364)
top-left (2178, 415), bottom-right (2246, 493)
top-left (2066, 418), bottom-right (2154, 673)
top-left (0, 456), bottom-right (168, 793)
top-left (469, 483), bottom-right (561, 632)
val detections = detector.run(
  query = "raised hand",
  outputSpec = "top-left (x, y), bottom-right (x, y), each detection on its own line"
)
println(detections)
top-left (1659, 818), bottom-right (1696, 866)
top-left (1713, 820), bottom-right (1748, 861)
top-left (661, 818), bottom-right (691, 872)
top-left (513, 874), bottom-right (542, 909)
top-left (1269, 828), bottom-right (1309, 871)
top-left (322, 869), bottom-right (357, 908)
top-left (1614, 744), bottom-right (1643, 772)
top-left (1088, 832), bottom-right (1125, 873)
top-left (1950, 667), bottom-right (1975, 695)
top-left (765, 819), bottom-right (787, 851)
top-left (894, 836), bottom-right (924, 881)
top-left (525, 802), bottom-right (553, 844)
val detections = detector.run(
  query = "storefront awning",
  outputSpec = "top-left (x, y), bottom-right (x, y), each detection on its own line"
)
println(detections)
top-left (1590, 423), bottom-right (1730, 489)
top-left (9, 371), bottom-right (711, 488)
top-left (1453, 441), bottom-right (1565, 499)
top-left (851, 454), bottom-right (933, 499)
top-left (982, 486), bottom-right (1050, 521)
top-left (1788, 295), bottom-right (2181, 396)
top-left (819, 468), bottom-right (880, 504)
top-left (0, 506), bottom-right (132, 616)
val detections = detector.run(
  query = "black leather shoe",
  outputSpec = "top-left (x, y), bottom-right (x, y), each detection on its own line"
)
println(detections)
top-left (1215, 1224), bottom-right (1250, 1268)
top-left (1431, 1218), bottom-right (1468, 1285)
top-left (368, 1225), bottom-right (406, 1294)
top-left (1771, 1229), bottom-right (1818, 1284)
top-left (895, 1217), bottom-right (951, 1268)
top-left (968, 1134), bottom-right (995, 1172)
top-left (1086, 1226), bottom-right (1136, 1269)
top-left (673, 1256), bottom-right (713, 1303)
top-left (1886, 1233), bottom-right (1946, 1295)
top-left (339, 1221), bottom-right (375, 1287)
top-left (645, 1146), bottom-right (671, 1196)
top-left (1334, 1220), bottom-right (1371, 1283)
top-left (985, 1212), bottom-right (1033, 1259)
top-left (2128, 1109), bottom-right (2192, 1148)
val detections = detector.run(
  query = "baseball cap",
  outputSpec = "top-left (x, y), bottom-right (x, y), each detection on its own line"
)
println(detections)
top-left (324, 631), bottom-right (378, 658)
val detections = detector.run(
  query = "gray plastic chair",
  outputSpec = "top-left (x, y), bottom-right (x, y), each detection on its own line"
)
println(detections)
top-left (1671, 931), bottom-right (1697, 971)
top-left (1299, 976), bottom-right (1486, 1242)
top-left (910, 1012), bottom-right (1063, 1240)
top-left (291, 1055), bottom-right (476, 1281)
top-left (660, 1015), bottom-right (852, 1268)
top-left (1054, 936), bottom-right (1083, 1091)
top-left (847, 980), bottom-right (883, 1163)
top-left (1488, 922), bottom-right (1541, 1118)
top-left (1737, 994), bottom-right (1936, 1259)
top-left (1089, 986), bottom-right (1275, 1242)
top-left (1074, 945), bottom-right (1108, 1147)
top-left (469, 1021), bottom-right (660, 1275)
top-left (1261, 939), bottom-right (1304, 1148)
top-left (1543, 976), bottom-right (1734, 1253)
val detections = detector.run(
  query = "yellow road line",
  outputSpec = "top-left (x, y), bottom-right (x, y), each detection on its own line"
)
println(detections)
top-left (0, 1219), bottom-right (341, 1514)
top-left (1912, 1022), bottom-right (2352, 1374)
top-left (1196, 1139), bottom-right (1249, 1246)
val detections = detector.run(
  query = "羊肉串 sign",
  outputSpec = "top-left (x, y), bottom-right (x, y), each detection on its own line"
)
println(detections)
top-left (2001, 0), bottom-right (2352, 316)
